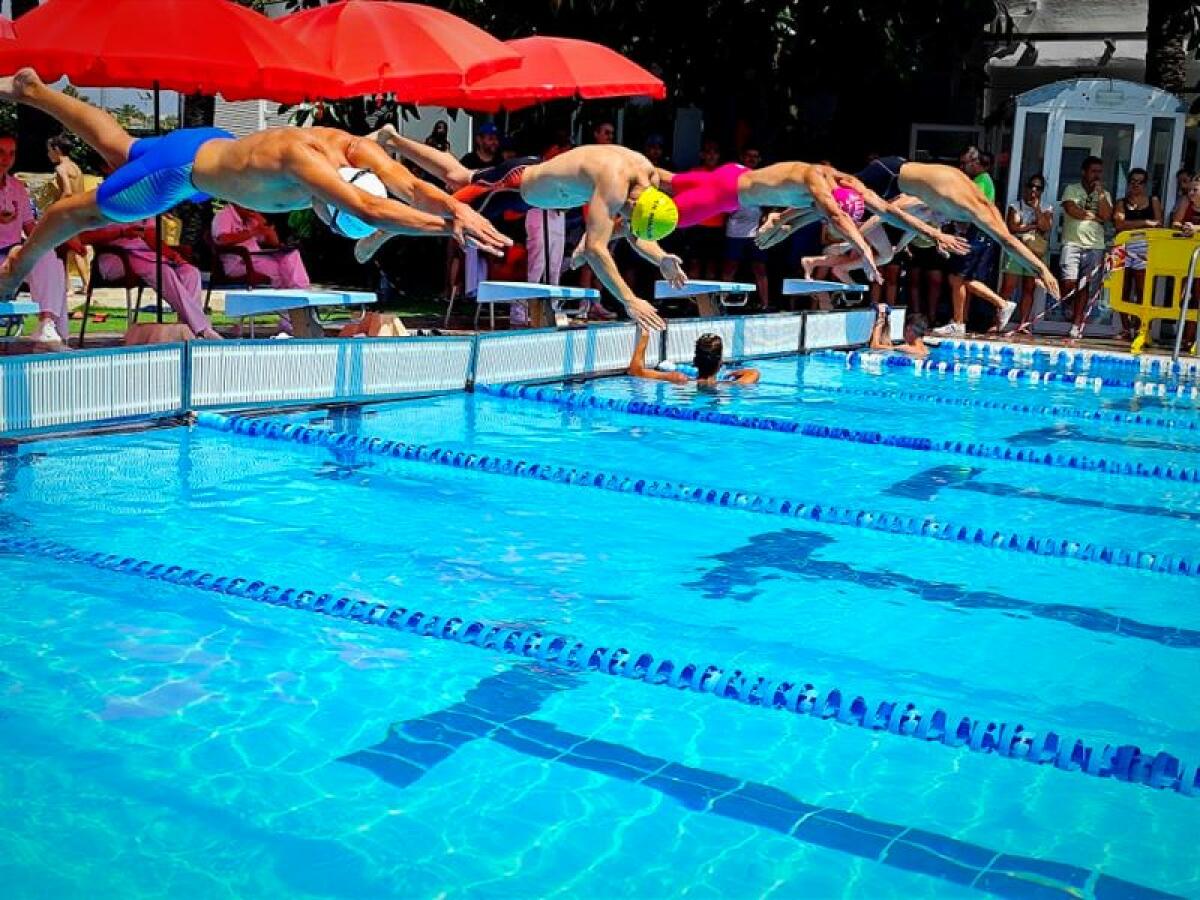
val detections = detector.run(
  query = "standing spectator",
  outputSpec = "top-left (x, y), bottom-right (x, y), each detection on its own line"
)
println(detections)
top-left (461, 122), bottom-right (500, 169)
top-left (543, 127), bottom-right (574, 161)
top-left (1001, 173), bottom-right (1052, 334)
top-left (1175, 168), bottom-right (1192, 208)
top-left (721, 145), bottom-right (768, 309)
top-left (906, 232), bottom-right (947, 326)
top-left (0, 134), bottom-right (68, 344)
top-left (1112, 167), bottom-right (1162, 340)
top-left (425, 120), bottom-right (450, 153)
top-left (1061, 155), bottom-right (1113, 340)
top-left (642, 133), bottom-right (669, 168)
top-left (687, 138), bottom-right (727, 280)
top-left (47, 134), bottom-right (89, 295)
top-left (81, 219), bottom-right (220, 340)
top-left (934, 146), bottom-right (1013, 336)
top-left (591, 120), bottom-right (616, 145)
top-left (212, 203), bottom-right (311, 289)
top-left (1169, 177), bottom-right (1200, 349)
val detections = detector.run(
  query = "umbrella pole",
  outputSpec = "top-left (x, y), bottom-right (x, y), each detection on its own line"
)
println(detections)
top-left (153, 81), bottom-right (164, 325)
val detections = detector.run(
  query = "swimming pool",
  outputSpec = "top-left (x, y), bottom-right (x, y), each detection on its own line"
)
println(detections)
top-left (1, 347), bottom-right (1196, 898)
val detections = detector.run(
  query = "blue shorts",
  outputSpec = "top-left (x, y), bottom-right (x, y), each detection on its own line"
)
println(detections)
top-left (96, 127), bottom-right (234, 222)
top-left (724, 236), bottom-right (767, 264)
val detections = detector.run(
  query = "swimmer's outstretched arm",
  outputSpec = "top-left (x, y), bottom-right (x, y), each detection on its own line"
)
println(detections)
top-left (287, 144), bottom-right (504, 253)
top-left (370, 124), bottom-right (472, 190)
top-left (581, 186), bottom-right (666, 332)
top-left (347, 138), bottom-right (509, 255)
top-left (837, 175), bottom-right (969, 257)
top-left (625, 234), bottom-right (687, 289)
top-left (627, 327), bottom-right (684, 382)
top-left (807, 171), bottom-right (881, 284)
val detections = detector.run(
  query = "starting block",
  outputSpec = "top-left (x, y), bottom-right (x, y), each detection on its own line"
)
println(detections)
top-left (224, 289), bottom-right (377, 338)
top-left (475, 281), bottom-right (600, 330)
top-left (655, 280), bottom-right (755, 317)
top-left (0, 300), bottom-right (41, 340)
top-left (783, 278), bottom-right (868, 310)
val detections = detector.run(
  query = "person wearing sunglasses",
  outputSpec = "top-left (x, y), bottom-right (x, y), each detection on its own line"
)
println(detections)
top-left (1113, 168), bottom-right (1162, 340)
top-left (1001, 174), bottom-right (1053, 335)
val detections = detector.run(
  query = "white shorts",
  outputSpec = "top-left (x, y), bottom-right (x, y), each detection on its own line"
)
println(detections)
top-left (1060, 244), bottom-right (1106, 282)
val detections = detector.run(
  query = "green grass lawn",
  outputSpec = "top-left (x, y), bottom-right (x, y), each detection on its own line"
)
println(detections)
top-left (75, 293), bottom-right (449, 334)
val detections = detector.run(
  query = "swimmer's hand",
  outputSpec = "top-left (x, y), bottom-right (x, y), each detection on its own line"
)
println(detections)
top-left (936, 232), bottom-right (971, 256)
top-left (625, 296), bottom-right (666, 332)
top-left (659, 253), bottom-right (687, 289)
top-left (450, 202), bottom-right (511, 257)
top-left (754, 211), bottom-right (796, 250)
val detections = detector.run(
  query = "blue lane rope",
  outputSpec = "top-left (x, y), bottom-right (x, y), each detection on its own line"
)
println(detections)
top-left (769, 381), bottom-right (1200, 433)
top-left (194, 412), bottom-right (1200, 579)
top-left (478, 383), bottom-right (1200, 485)
top-left (3, 533), bottom-right (1195, 799)
top-left (827, 350), bottom-right (1200, 400)
top-left (934, 339), bottom-right (1200, 383)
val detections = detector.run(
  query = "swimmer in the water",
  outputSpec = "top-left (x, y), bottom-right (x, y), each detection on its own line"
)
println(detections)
top-left (869, 304), bottom-right (929, 358)
top-left (361, 126), bottom-right (686, 332)
top-left (757, 154), bottom-right (1062, 300)
top-left (0, 69), bottom-right (510, 299)
top-left (627, 326), bottom-right (760, 385)
top-left (656, 159), bottom-right (970, 284)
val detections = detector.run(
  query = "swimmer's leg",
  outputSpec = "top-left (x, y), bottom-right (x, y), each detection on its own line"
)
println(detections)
top-left (0, 69), bottom-right (133, 168)
top-left (0, 191), bottom-right (107, 299)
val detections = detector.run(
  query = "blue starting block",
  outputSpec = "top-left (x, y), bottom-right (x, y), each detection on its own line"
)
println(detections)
top-left (223, 289), bottom-right (377, 338)
top-left (655, 279), bottom-right (756, 316)
top-left (474, 281), bottom-right (600, 330)
top-left (0, 300), bottom-right (42, 341)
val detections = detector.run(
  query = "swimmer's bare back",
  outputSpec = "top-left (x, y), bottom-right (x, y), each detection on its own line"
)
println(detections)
top-left (192, 127), bottom-right (366, 213)
top-left (520, 144), bottom-right (658, 210)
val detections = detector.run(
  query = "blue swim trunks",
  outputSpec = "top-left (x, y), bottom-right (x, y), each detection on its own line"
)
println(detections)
top-left (96, 127), bottom-right (234, 222)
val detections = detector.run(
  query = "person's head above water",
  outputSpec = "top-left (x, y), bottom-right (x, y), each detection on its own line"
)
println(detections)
top-left (693, 333), bottom-right (724, 379)
top-left (904, 312), bottom-right (929, 344)
top-left (629, 184), bottom-right (678, 241)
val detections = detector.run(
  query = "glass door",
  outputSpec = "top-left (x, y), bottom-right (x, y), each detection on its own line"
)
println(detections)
top-left (1035, 116), bottom-right (1140, 336)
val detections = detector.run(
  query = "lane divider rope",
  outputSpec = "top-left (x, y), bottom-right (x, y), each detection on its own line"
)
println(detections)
top-left (934, 338), bottom-right (1200, 382)
top-left (767, 381), bottom-right (1199, 432)
top-left (826, 350), bottom-right (1200, 400)
top-left (4, 534), bottom-right (1195, 799)
top-left (194, 412), bottom-right (1200, 579)
top-left (478, 383), bottom-right (1200, 484)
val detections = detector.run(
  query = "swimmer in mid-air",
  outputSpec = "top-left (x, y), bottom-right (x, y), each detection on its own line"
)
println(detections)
top-left (361, 126), bottom-right (687, 331)
top-left (757, 154), bottom-right (1062, 299)
top-left (0, 69), bottom-right (510, 299)
top-left (657, 158), bottom-right (970, 283)
top-left (627, 326), bottom-right (760, 385)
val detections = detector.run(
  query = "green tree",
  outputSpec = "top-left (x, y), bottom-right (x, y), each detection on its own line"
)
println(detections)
top-left (1146, 0), bottom-right (1200, 94)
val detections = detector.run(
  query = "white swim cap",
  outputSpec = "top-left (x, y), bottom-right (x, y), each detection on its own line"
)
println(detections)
top-left (315, 167), bottom-right (388, 239)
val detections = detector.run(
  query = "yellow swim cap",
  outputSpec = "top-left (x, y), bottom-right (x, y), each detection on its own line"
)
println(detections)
top-left (630, 187), bottom-right (678, 241)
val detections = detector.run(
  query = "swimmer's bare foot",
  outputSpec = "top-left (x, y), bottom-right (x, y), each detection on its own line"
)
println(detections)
top-left (801, 257), bottom-right (817, 280)
top-left (355, 230), bottom-right (392, 264)
top-left (0, 68), bottom-right (43, 102)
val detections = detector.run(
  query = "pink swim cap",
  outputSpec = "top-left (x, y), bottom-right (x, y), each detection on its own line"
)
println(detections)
top-left (833, 187), bottom-right (866, 222)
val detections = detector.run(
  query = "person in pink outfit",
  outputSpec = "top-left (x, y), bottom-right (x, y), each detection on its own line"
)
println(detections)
top-left (0, 134), bottom-right (68, 344)
top-left (80, 219), bottom-right (220, 339)
top-left (211, 203), bottom-right (311, 288)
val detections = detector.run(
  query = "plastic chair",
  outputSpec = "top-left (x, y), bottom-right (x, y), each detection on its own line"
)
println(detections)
top-left (204, 232), bottom-right (273, 313)
top-left (77, 244), bottom-right (145, 347)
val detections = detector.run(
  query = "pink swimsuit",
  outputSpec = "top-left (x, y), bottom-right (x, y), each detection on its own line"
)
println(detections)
top-left (671, 163), bottom-right (747, 228)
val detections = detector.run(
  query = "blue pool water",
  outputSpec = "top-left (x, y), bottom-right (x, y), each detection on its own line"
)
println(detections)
top-left (1, 350), bottom-right (1197, 898)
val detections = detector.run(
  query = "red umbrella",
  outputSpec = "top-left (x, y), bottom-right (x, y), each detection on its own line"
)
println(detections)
top-left (0, 0), bottom-right (339, 103)
top-left (275, 0), bottom-right (521, 101)
top-left (423, 36), bottom-right (666, 112)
